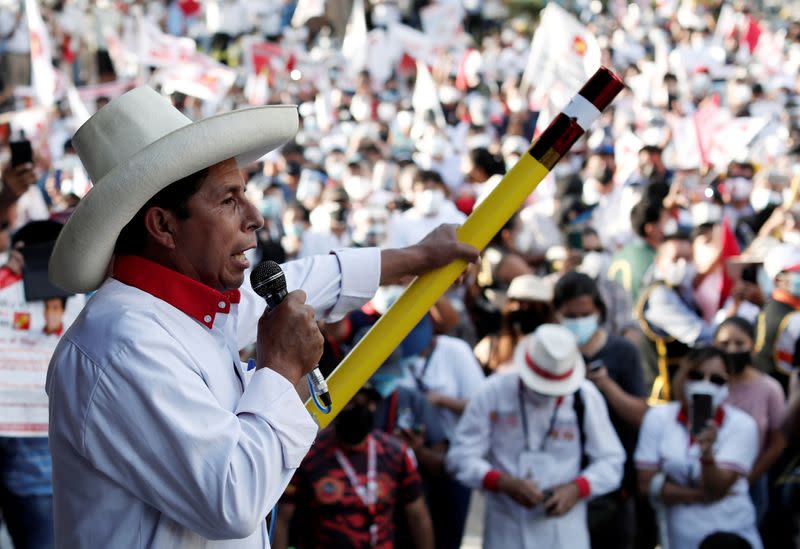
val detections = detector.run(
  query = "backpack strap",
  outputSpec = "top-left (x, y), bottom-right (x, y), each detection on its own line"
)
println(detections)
top-left (573, 388), bottom-right (589, 470)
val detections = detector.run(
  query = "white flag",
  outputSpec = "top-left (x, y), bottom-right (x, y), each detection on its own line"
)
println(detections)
top-left (521, 3), bottom-right (600, 131)
top-left (412, 61), bottom-right (445, 129)
top-left (25, 0), bottom-right (56, 107)
top-left (342, 0), bottom-right (368, 75)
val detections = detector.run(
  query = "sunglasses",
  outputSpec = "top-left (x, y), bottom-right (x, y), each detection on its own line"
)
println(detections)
top-left (687, 370), bottom-right (727, 386)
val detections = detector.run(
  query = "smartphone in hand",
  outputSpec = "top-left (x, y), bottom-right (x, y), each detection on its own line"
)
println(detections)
top-left (691, 393), bottom-right (713, 436)
top-left (10, 140), bottom-right (33, 167)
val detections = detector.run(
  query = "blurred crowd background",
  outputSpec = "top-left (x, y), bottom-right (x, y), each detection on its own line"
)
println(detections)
top-left (1, 0), bottom-right (800, 548)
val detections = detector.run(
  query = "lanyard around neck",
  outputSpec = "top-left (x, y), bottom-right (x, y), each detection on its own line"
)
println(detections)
top-left (335, 435), bottom-right (378, 514)
top-left (518, 386), bottom-right (562, 452)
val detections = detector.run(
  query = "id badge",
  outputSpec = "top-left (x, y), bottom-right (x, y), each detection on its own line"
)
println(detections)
top-left (519, 450), bottom-right (556, 491)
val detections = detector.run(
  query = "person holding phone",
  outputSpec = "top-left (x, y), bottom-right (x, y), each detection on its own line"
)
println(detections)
top-left (635, 347), bottom-right (762, 549)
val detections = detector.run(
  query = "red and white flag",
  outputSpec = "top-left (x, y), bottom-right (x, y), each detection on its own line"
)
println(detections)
top-left (25, 0), bottom-right (56, 107)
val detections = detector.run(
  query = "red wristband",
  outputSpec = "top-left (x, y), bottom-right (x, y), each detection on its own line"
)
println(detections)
top-left (574, 476), bottom-right (591, 499)
top-left (700, 456), bottom-right (715, 466)
top-left (483, 470), bottom-right (502, 491)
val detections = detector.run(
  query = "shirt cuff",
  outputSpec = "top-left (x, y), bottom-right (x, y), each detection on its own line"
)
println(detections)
top-left (328, 247), bottom-right (381, 321)
top-left (483, 470), bottom-right (503, 491)
top-left (236, 368), bottom-right (318, 469)
top-left (574, 476), bottom-right (591, 499)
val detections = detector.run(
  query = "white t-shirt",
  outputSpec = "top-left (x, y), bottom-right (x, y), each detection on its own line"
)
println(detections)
top-left (635, 402), bottom-right (762, 549)
top-left (401, 335), bottom-right (485, 438)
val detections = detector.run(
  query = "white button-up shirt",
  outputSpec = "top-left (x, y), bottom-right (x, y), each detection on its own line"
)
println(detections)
top-left (446, 372), bottom-right (625, 549)
top-left (46, 248), bottom-right (381, 548)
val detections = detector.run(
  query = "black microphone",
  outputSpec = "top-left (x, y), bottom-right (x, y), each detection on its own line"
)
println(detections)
top-left (250, 261), bottom-right (332, 408)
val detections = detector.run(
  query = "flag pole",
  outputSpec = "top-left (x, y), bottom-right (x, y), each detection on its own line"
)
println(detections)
top-left (307, 67), bottom-right (625, 427)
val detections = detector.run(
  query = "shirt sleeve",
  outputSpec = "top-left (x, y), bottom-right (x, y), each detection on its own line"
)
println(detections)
top-left (634, 405), bottom-right (667, 471)
top-left (78, 327), bottom-right (318, 541)
top-left (644, 286), bottom-right (714, 345)
top-left (445, 383), bottom-right (496, 489)
top-left (765, 377), bottom-right (788, 431)
top-left (714, 409), bottom-right (759, 475)
top-left (577, 382), bottom-right (625, 498)
top-left (236, 247), bottom-right (381, 348)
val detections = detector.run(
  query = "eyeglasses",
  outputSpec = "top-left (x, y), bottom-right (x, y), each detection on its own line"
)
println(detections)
top-left (687, 370), bottom-right (727, 386)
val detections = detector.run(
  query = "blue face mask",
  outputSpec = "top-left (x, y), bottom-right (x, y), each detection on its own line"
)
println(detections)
top-left (370, 373), bottom-right (403, 398)
top-left (757, 266), bottom-right (774, 297)
top-left (561, 314), bottom-right (599, 345)
top-left (790, 272), bottom-right (800, 297)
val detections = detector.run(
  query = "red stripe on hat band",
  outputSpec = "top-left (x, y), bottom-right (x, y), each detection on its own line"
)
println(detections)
top-left (528, 113), bottom-right (585, 167)
top-left (525, 352), bottom-right (573, 381)
top-left (578, 67), bottom-right (625, 111)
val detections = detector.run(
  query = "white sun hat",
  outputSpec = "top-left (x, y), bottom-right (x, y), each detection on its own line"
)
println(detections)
top-left (514, 324), bottom-right (585, 396)
top-left (49, 86), bottom-right (299, 293)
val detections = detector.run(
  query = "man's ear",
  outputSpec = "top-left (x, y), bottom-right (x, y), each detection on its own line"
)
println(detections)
top-left (143, 207), bottom-right (178, 250)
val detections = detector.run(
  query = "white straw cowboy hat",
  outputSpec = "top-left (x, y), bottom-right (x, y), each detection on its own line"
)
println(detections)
top-left (514, 324), bottom-right (585, 396)
top-left (49, 86), bottom-right (298, 293)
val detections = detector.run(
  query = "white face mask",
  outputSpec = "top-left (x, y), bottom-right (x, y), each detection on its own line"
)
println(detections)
top-left (685, 379), bottom-right (729, 411)
top-left (662, 217), bottom-right (679, 237)
top-left (727, 177), bottom-right (753, 202)
top-left (416, 189), bottom-right (445, 215)
top-left (661, 257), bottom-right (696, 287)
top-left (344, 176), bottom-right (373, 202)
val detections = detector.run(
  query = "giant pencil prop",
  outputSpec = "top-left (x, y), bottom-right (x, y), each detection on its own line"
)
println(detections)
top-left (307, 67), bottom-right (625, 427)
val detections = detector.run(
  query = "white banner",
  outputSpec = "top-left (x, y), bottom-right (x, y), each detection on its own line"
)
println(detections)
top-left (0, 279), bottom-right (83, 437)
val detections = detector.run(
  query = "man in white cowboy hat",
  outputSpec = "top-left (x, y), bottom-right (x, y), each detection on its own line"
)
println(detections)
top-left (44, 86), bottom-right (478, 548)
top-left (446, 324), bottom-right (624, 549)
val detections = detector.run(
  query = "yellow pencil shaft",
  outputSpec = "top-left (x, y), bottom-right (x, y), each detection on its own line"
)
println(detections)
top-left (307, 154), bottom-right (550, 427)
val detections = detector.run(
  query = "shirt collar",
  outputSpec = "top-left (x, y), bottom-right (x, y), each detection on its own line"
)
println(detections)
top-left (113, 255), bottom-right (240, 329)
top-left (676, 404), bottom-right (726, 429)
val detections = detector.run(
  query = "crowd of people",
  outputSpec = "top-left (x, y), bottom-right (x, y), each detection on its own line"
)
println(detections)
top-left (1, 0), bottom-right (800, 548)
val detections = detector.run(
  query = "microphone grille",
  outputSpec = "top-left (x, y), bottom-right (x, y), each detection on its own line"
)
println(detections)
top-left (249, 261), bottom-right (286, 298)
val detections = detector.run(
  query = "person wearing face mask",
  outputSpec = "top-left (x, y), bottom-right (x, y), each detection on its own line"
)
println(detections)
top-left (753, 243), bottom-right (800, 394)
top-left (635, 347), bottom-right (762, 549)
top-left (637, 234), bottom-right (714, 403)
top-left (473, 274), bottom-right (556, 372)
top-left (447, 324), bottom-right (625, 549)
top-left (553, 272), bottom-right (647, 549)
top-left (274, 387), bottom-right (435, 549)
top-left (713, 317), bottom-right (787, 526)
top-left (387, 170), bottom-right (466, 249)
top-left (723, 175), bottom-right (755, 229)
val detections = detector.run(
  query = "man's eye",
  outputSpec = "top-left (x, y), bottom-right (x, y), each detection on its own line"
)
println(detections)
top-left (222, 197), bottom-right (235, 205)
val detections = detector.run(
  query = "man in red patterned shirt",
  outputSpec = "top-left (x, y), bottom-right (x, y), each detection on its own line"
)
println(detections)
top-left (274, 387), bottom-right (435, 549)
